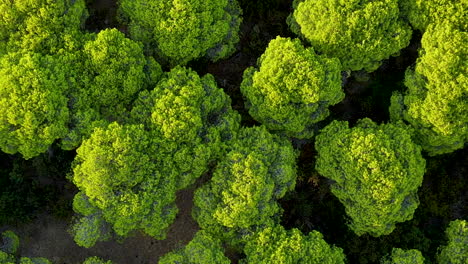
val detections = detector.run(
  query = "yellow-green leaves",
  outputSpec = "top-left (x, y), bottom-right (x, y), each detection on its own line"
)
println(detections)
top-left (0, 52), bottom-right (69, 159)
top-left (193, 126), bottom-right (297, 244)
top-left (242, 225), bottom-right (346, 264)
top-left (288, 0), bottom-right (412, 72)
top-left (390, 23), bottom-right (468, 155)
top-left (381, 248), bottom-right (425, 264)
top-left (119, 0), bottom-right (242, 66)
top-left (241, 36), bottom-right (344, 138)
top-left (437, 220), bottom-right (468, 264)
top-left (315, 119), bottom-right (425, 236)
top-left (159, 231), bottom-right (230, 264)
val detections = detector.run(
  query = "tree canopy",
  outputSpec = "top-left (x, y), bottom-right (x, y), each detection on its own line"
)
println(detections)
top-left (240, 36), bottom-right (344, 138)
top-left (159, 230), bottom-right (230, 264)
top-left (315, 119), bottom-right (426, 236)
top-left (437, 220), bottom-right (468, 264)
top-left (288, 0), bottom-right (412, 72)
top-left (241, 225), bottom-right (346, 264)
top-left (389, 22), bottom-right (467, 156)
top-left (381, 248), bottom-right (425, 264)
top-left (118, 0), bottom-right (242, 66)
top-left (71, 123), bottom-right (178, 246)
top-left (193, 126), bottom-right (297, 244)
top-left (399, 0), bottom-right (467, 32)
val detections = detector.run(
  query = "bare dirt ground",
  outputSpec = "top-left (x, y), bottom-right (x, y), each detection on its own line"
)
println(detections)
top-left (2, 188), bottom-right (199, 264)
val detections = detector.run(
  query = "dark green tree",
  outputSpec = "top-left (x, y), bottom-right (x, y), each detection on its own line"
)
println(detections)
top-left (437, 220), bottom-right (468, 264)
top-left (315, 119), bottom-right (426, 236)
top-left (118, 0), bottom-right (242, 66)
top-left (241, 225), bottom-right (346, 264)
top-left (389, 22), bottom-right (467, 156)
top-left (241, 36), bottom-right (344, 138)
top-left (193, 126), bottom-right (297, 244)
top-left (159, 231), bottom-right (230, 264)
top-left (288, 0), bottom-right (412, 72)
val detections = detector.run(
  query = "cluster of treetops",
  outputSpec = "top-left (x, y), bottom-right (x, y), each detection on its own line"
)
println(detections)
top-left (0, 0), bottom-right (466, 263)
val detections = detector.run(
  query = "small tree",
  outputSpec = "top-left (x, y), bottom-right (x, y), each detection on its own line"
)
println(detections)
top-left (83, 257), bottom-right (112, 264)
top-left (71, 123), bottom-right (179, 247)
top-left (399, 0), bottom-right (467, 32)
top-left (315, 119), bottom-right (426, 236)
top-left (130, 66), bottom-right (240, 189)
top-left (241, 225), bottom-right (346, 264)
top-left (437, 220), bottom-right (468, 264)
top-left (118, 0), bottom-right (242, 66)
top-left (241, 36), bottom-right (344, 138)
top-left (389, 22), bottom-right (467, 155)
top-left (159, 231), bottom-right (230, 264)
top-left (288, 0), bottom-right (412, 72)
top-left (0, 231), bottom-right (52, 264)
top-left (193, 126), bottom-right (297, 244)
top-left (381, 248), bottom-right (425, 264)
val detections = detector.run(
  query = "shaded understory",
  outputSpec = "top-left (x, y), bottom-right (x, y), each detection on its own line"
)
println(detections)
top-left (0, 0), bottom-right (466, 264)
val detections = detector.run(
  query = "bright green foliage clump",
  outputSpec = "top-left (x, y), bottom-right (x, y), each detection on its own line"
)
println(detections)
top-left (288, 0), bottom-right (412, 71)
top-left (61, 28), bottom-right (162, 150)
top-left (131, 66), bottom-right (240, 189)
top-left (381, 248), bottom-right (425, 264)
top-left (315, 119), bottom-right (426, 236)
top-left (0, 231), bottom-right (19, 254)
top-left (83, 257), bottom-right (113, 264)
top-left (71, 123), bottom-right (178, 247)
top-left (193, 126), bottom-right (297, 244)
top-left (389, 23), bottom-right (467, 156)
top-left (0, 231), bottom-right (52, 264)
top-left (0, 0), bottom-right (88, 54)
top-left (241, 225), bottom-right (346, 264)
top-left (437, 220), bottom-right (468, 264)
top-left (159, 230), bottom-right (230, 264)
top-left (118, 0), bottom-right (242, 66)
top-left (399, 0), bottom-right (467, 32)
top-left (0, 51), bottom-right (69, 159)
top-left (241, 36), bottom-right (344, 138)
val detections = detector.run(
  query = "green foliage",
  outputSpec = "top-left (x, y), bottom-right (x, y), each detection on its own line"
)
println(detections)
top-left (72, 213), bottom-right (111, 248)
top-left (381, 248), bottom-right (425, 264)
top-left (0, 0), bottom-right (88, 54)
top-left (72, 122), bottom-right (179, 246)
top-left (0, 51), bottom-right (69, 159)
top-left (437, 220), bottom-right (468, 264)
top-left (288, 0), bottom-right (412, 72)
top-left (389, 22), bottom-right (467, 155)
top-left (0, 251), bottom-right (15, 264)
top-left (241, 225), bottom-right (346, 264)
top-left (19, 257), bottom-right (52, 264)
top-left (399, 0), bottom-right (467, 32)
top-left (240, 36), bottom-right (344, 138)
top-left (131, 66), bottom-right (240, 189)
top-left (193, 126), bottom-right (297, 244)
top-left (0, 231), bottom-right (19, 254)
top-left (118, 0), bottom-right (242, 65)
top-left (315, 119), bottom-right (426, 236)
top-left (159, 230), bottom-right (230, 264)
top-left (82, 256), bottom-right (112, 264)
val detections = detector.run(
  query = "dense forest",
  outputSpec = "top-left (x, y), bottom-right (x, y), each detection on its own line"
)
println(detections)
top-left (0, 0), bottom-right (467, 263)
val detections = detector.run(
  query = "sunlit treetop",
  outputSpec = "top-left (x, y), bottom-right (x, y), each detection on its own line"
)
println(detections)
top-left (381, 248), bottom-right (425, 264)
top-left (389, 22), bottom-right (468, 155)
top-left (399, 0), bottom-right (467, 32)
top-left (159, 230), bottom-right (230, 264)
top-left (315, 119), bottom-right (426, 236)
top-left (437, 220), bottom-right (468, 264)
top-left (241, 225), bottom-right (346, 264)
top-left (0, 0), bottom-right (88, 55)
top-left (288, 0), bottom-right (412, 72)
top-left (241, 36), bottom-right (344, 139)
top-left (0, 51), bottom-right (69, 159)
top-left (82, 257), bottom-right (113, 264)
top-left (119, 0), bottom-right (242, 66)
